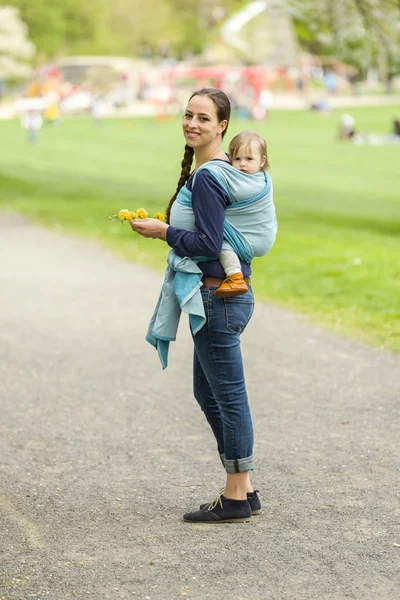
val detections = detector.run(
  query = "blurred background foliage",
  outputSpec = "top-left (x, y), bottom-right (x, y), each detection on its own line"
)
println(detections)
top-left (1, 0), bottom-right (399, 82)
top-left (0, 0), bottom-right (245, 58)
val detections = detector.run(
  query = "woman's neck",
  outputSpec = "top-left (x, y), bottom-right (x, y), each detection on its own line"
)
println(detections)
top-left (194, 141), bottom-right (228, 169)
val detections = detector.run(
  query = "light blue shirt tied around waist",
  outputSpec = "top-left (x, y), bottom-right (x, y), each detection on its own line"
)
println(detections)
top-left (146, 250), bottom-right (205, 370)
top-left (146, 160), bottom-right (277, 369)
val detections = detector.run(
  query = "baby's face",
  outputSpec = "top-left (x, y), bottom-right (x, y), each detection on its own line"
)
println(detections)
top-left (231, 140), bottom-right (266, 174)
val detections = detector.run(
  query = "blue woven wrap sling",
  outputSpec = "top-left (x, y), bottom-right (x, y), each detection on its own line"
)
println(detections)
top-left (146, 160), bottom-right (277, 369)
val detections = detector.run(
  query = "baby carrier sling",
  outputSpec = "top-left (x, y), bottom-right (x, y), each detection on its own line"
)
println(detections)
top-left (146, 160), bottom-right (277, 368)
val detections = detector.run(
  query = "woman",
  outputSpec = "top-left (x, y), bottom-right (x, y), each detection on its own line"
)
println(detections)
top-left (130, 88), bottom-right (261, 523)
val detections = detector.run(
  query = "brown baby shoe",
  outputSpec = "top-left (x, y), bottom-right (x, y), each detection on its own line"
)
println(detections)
top-left (214, 273), bottom-right (249, 298)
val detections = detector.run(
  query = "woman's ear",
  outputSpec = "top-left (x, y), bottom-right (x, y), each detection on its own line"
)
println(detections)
top-left (219, 120), bottom-right (228, 134)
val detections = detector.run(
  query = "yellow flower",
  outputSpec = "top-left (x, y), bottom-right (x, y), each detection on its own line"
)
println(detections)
top-left (136, 208), bottom-right (148, 219)
top-left (110, 207), bottom-right (162, 223)
top-left (119, 209), bottom-right (130, 220)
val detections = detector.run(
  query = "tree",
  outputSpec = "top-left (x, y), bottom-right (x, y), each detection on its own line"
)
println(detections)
top-left (108, 0), bottom-right (245, 58)
top-left (0, 6), bottom-right (35, 79)
top-left (0, 0), bottom-right (108, 57)
top-left (290, 0), bottom-right (400, 84)
top-left (0, 0), bottom-right (247, 60)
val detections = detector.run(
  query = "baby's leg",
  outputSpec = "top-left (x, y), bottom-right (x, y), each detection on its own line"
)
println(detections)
top-left (219, 249), bottom-right (242, 276)
top-left (215, 248), bottom-right (249, 298)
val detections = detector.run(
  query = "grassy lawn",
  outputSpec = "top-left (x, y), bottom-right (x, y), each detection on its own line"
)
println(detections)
top-left (1, 106), bottom-right (399, 351)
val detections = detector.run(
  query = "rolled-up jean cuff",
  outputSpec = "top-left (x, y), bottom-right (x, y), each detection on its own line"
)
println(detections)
top-left (219, 453), bottom-right (226, 467)
top-left (224, 455), bottom-right (254, 474)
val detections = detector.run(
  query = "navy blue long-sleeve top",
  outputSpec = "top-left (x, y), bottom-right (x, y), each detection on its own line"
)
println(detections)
top-left (166, 161), bottom-right (252, 278)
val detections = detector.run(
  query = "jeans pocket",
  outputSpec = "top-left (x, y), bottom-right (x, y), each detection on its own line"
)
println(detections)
top-left (224, 296), bottom-right (255, 333)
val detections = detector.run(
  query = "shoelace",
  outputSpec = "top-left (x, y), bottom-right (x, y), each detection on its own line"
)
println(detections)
top-left (207, 487), bottom-right (225, 512)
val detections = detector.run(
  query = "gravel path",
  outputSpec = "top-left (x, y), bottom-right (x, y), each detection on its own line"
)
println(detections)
top-left (1, 213), bottom-right (399, 600)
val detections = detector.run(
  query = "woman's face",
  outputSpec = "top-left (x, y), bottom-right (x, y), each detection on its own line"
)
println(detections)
top-left (182, 94), bottom-right (227, 149)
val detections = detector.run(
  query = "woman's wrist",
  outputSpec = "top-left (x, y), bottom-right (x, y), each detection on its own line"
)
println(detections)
top-left (160, 223), bottom-right (169, 241)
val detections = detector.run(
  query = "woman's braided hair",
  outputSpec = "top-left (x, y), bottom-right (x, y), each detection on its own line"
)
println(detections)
top-left (165, 88), bottom-right (231, 224)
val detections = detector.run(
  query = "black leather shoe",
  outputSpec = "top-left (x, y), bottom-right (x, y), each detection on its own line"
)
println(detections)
top-left (200, 490), bottom-right (261, 515)
top-left (184, 495), bottom-right (251, 523)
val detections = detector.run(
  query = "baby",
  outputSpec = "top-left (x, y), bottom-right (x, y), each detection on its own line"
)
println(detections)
top-left (215, 131), bottom-right (268, 298)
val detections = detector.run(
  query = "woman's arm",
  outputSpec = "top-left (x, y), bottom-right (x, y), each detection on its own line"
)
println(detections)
top-left (166, 170), bottom-right (231, 258)
top-left (129, 170), bottom-right (231, 256)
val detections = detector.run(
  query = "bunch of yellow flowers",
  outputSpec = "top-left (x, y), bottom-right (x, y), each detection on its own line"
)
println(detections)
top-left (108, 208), bottom-right (165, 223)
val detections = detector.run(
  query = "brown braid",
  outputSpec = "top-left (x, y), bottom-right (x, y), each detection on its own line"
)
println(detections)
top-left (165, 88), bottom-right (231, 224)
top-left (165, 145), bottom-right (194, 224)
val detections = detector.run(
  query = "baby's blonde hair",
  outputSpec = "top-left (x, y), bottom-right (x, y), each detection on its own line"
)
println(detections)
top-left (229, 131), bottom-right (269, 171)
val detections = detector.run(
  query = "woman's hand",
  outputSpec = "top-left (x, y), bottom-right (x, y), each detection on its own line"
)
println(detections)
top-left (129, 218), bottom-right (169, 241)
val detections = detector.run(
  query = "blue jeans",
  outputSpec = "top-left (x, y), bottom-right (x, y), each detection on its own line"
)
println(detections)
top-left (191, 286), bottom-right (255, 474)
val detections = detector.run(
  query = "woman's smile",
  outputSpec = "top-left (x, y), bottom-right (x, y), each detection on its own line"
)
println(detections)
top-left (185, 130), bottom-right (200, 140)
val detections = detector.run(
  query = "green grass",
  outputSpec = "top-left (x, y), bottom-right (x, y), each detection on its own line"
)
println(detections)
top-left (1, 107), bottom-right (399, 351)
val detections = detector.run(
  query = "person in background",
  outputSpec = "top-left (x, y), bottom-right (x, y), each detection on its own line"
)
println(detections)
top-left (91, 95), bottom-right (106, 123)
top-left (339, 114), bottom-right (357, 140)
top-left (324, 70), bottom-right (338, 95)
top-left (21, 110), bottom-right (43, 144)
top-left (0, 77), bottom-right (7, 101)
top-left (258, 88), bottom-right (273, 121)
top-left (45, 101), bottom-right (60, 125)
